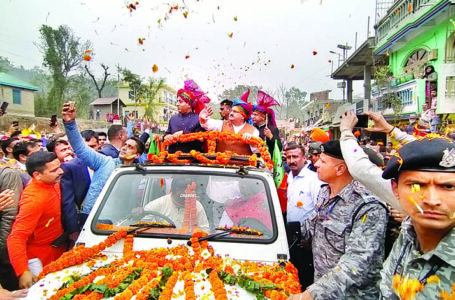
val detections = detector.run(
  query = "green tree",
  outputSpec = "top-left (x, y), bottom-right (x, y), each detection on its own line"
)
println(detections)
top-left (218, 85), bottom-right (262, 103)
top-left (38, 24), bottom-right (91, 113)
top-left (122, 68), bottom-right (143, 104)
top-left (144, 77), bottom-right (165, 121)
top-left (374, 65), bottom-right (403, 119)
top-left (0, 57), bottom-right (12, 73)
top-left (283, 87), bottom-right (307, 120)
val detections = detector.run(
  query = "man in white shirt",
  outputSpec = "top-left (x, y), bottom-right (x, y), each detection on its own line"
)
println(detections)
top-left (284, 142), bottom-right (324, 289)
top-left (144, 178), bottom-right (210, 233)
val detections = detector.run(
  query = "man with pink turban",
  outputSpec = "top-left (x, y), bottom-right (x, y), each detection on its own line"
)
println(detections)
top-left (164, 80), bottom-right (210, 153)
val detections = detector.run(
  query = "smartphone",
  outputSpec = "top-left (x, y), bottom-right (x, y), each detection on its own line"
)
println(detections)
top-left (355, 115), bottom-right (369, 128)
top-left (50, 114), bottom-right (57, 127)
top-left (12, 121), bottom-right (19, 127)
top-left (0, 102), bottom-right (8, 114)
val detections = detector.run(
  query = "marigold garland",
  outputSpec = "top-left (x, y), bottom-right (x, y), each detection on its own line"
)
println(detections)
top-left (148, 131), bottom-right (274, 169)
top-left (209, 270), bottom-right (228, 300)
top-left (39, 230), bottom-right (127, 279)
top-left (39, 231), bottom-right (301, 299)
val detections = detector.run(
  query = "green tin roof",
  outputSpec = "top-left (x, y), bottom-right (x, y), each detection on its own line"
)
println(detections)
top-left (0, 72), bottom-right (40, 91)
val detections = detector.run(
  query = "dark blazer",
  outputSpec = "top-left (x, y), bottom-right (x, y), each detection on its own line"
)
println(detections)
top-left (60, 158), bottom-right (91, 233)
top-left (98, 144), bottom-right (119, 158)
top-left (255, 123), bottom-right (282, 159)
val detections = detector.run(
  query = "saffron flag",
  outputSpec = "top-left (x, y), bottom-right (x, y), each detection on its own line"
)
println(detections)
top-left (272, 140), bottom-right (287, 213)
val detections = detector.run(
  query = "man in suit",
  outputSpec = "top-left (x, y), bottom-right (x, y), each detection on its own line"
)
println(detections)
top-left (60, 156), bottom-right (91, 248)
top-left (51, 131), bottom-right (93, 248)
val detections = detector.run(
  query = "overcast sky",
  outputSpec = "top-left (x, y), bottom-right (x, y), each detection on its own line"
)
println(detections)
top-left (0, 0), bottom-right (376, 102)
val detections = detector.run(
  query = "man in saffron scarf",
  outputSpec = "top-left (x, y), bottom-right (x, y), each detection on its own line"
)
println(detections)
top-left (199, 98), bottom-right (259, 155)
top-left (164, 80), bottom-right (209, 154)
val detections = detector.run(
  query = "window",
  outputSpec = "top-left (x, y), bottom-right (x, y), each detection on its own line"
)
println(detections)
top-left (128, 90), bottom-right (134, 100)
top-left (12, 89), bottom-right (21, 104)
top-left (446, 76), bottom-right (455, 98)
top-left (93, 172), bottom-right (274, 239)
top-left (163, 91), bottom-right (168, 103)
top-left (398, 88), bottom-right (413, 106)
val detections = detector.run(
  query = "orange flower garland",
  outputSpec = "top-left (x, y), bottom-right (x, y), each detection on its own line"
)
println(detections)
top-left (149, 131), bottom-right (274, 169)
top-left (40, 231), bottom-right (301, 299)
top-left (158, 271), bottom-right (179, 300)
top-left (123, 234), bottom-right (134, 259)
top-left (209, 270), bottom-right (228, 300)
top-left (183, 271), bottom-right (196, 300)
top-left (135, 277), bottom-right (160, 300)
top-left (39, 230), bottom-right (127, 279)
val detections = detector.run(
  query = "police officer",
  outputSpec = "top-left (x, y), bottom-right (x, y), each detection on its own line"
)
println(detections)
top-left (290, 140), bottom-right (388, 300)
top-left (379, 137), bottom-right (455, 299)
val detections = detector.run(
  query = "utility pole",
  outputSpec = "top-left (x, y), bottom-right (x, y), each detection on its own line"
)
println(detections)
top-left (117, 64), bottom-right (120, 118)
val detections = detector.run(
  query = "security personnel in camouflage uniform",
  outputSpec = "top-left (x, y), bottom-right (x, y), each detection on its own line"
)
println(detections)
top-left (290, 140), bottom-right (388, 300)
top-left (379, 137), bottom-right (455, 299)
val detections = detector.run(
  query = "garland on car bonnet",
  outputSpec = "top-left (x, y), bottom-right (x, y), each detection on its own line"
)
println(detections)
top-left (38, 229), bottom-right (300, 299)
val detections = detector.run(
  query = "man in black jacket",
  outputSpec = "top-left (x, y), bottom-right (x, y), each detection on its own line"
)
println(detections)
top-left (252, 107), bottom-right (282, 158)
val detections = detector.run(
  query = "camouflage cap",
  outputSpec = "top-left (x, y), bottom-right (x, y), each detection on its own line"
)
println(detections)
top-left (306, 142), bottom-right (322, 157)
top-left (382, 137), bottom-right (455, 180)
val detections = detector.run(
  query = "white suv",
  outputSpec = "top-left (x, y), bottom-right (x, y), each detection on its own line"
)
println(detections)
top-left (26, 163), bottom-right (295, 299)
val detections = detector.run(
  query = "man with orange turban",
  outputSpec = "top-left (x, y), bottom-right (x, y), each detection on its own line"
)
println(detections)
top-left (199, 98), bottom-right (259, 155)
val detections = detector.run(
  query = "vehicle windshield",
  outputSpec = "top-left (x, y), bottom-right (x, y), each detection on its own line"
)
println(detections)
top-left (93, 171), bottom-right (275, 240)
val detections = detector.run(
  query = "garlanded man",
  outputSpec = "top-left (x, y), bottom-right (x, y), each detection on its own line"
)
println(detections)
top-left (199, 98), bottom-right (259, 155)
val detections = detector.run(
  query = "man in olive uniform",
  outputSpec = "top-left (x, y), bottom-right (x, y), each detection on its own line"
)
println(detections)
top-left (289, 140), bottom-right (388, 300)
top-left (379, 137), bottom-right (455, 299)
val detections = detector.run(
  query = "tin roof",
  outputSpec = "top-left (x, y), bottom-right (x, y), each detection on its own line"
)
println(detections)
top-left (0, 72), bottom-right (39, 91)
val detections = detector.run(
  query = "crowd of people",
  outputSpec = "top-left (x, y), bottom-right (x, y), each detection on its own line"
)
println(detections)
top-left (0, 79), bottom-right (454, 299)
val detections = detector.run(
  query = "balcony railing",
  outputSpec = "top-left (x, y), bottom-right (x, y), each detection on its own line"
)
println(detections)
top-left (376, 0), bottom-right (436, 46)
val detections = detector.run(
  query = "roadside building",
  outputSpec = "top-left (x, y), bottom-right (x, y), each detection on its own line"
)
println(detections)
top-left (0, 72), bottom-right (39, 117)
top-left (373, 0), bottom-right (455, 127)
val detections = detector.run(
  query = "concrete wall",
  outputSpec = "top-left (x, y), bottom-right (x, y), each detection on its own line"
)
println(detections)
top-left (0, 114), bottom-right (110, 135)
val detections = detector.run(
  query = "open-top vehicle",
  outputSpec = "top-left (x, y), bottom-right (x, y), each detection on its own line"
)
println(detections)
top-left (26, 133), bottom-right (299, 299)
